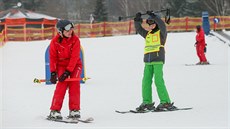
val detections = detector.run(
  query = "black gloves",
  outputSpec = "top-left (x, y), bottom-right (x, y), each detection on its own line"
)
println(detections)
top-left (50, 72), bottom-right (57, 84)
top-left (134, 12), bottom-right (142, 22)
top-left (146, 11), bottom-right (152, 15)
top-left (59, 70), bottom-right (71, 82)
top-left (146, 11), bottom-right (156, 17)
top-left (194, 41), bottom-right (198, 47)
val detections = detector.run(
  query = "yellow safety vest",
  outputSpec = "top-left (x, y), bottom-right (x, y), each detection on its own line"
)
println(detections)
top-left (144, 30), bottom-right (164, 54)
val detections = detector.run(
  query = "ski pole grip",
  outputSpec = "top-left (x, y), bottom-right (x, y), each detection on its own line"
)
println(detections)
top-left (33, 78), bottom-right (41, 83)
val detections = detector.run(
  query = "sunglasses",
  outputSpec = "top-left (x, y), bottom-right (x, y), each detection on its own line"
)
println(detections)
top-left (64, 23), bottom-right (74, 31)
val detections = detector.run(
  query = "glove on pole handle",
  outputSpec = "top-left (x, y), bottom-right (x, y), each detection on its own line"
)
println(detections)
top-left (146, 9), bottom-right (170, 24)
top-left (33, 77), bottom-right (91, 84)
top-left (118, 13), bottom-right (146, 21)
top-left (118, 9), bottom-right (166, 21)
top-left (118, 9), bottom-right (170, 25)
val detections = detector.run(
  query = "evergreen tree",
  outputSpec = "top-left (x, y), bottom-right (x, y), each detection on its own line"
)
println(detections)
top-left (93, 0), bottom-right (108, 22)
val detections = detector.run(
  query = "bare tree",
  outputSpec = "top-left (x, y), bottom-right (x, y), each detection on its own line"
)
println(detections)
top-left (114, 0), bottom-right (166, 17)
top-left (2, 0), bottom-right (229, 23)
top-left (137, 0), bottom-right (163, 12)
top-left (116, 0), bottom-right (130, 16)
top-left (202, 0), bottom-right (229, 16)
top-left (35, 0), bottom-right (96, 23)
top-left (36, 0), bottom-right (68, 19)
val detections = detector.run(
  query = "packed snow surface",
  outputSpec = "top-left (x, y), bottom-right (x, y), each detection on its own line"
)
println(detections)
top-left (1, 31), bottom-right (229, 129)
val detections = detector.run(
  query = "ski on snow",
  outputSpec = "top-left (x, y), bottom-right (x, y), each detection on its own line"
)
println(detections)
top-left (46, 116), bottom-right (94, 124)
top-left (115, 107), bottom-right (193, 114)
top-left (185, 63), bottom-right (210, 66)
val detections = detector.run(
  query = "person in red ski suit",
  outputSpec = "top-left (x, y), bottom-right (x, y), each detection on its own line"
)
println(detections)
top-left (48, 19), bottom-right (82, 120)
top-left (195, 25), bottom-right (209, 65)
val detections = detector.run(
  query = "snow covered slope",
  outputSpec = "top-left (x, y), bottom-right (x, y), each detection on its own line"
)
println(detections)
top-left (1, 32), bottom-right (229, 129)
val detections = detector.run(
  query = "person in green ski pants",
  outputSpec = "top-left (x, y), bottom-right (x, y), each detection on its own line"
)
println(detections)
top-left (134, 11), bottom-right (176, 112)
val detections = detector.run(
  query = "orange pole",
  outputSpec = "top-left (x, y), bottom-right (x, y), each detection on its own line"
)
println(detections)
top-left (4, 23), bottom-right (7, 42)
top-left (185, 17), bottom-right (188, 32)
top-left (33, 77), bottom-right (90, 83)
top-left (24, 23), bottom-right (26, 41)
top-left (128, 20), bottom-right (132, 34)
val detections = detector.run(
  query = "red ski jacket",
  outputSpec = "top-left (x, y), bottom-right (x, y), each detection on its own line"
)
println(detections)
top-left (49, 33), bottom-right (82, 73)
top-left (196, 28), bottom-right (206, 46)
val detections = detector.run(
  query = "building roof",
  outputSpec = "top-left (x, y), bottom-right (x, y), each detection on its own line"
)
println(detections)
top-left (0, 8), bottom-right (57, 20)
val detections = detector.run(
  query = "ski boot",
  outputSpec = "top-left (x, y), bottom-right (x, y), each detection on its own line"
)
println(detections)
top-left (48, 110), bottom-right (63, 120)
top-left (68, 110), bottom-right (81, 119)
top-left (156, 102), bottom-right (177, 111)
top-left (197, 61), bottom-right (210, 65)
top-left (196, 62), bottom-right (202, 65)
top-left (136, 102), bottom-right (155, 112)
top-left (201, 61), bottom-right (210, 65)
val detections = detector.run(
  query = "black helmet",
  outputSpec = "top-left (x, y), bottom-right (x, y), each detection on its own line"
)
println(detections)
top-left (196, 25), bottom-right (201, 29)
top-left (196, 25), bottom-right (201, 31)
top-left (146, 15), bottom-right (155, 25)
top-left (56, 19), bottom-right (74, 34)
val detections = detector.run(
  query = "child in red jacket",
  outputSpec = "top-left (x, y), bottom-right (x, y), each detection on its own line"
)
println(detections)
top-left (48, 19), bottom-right (82, 120)
top-left (195, 25), bottom-right (209, 65)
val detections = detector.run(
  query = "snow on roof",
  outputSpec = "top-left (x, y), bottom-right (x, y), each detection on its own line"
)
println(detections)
top-left (25, 11), bottom-right (57, 20)
top-left (0, 8), bottom-right (57, 20)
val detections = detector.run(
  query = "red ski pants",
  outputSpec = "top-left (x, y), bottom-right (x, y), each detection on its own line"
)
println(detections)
top-left (50, 66), bottom-right (81, 111)
top-left (196, 44), bottom-right (207, 62)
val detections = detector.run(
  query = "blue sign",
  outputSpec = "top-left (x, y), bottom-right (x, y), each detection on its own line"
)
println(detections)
top-left (202, 11), bottom-right (210, 35)
top-left (45, 46), bottom-right (51, 85)
top-left (45, 45), bottom-right (86, 85)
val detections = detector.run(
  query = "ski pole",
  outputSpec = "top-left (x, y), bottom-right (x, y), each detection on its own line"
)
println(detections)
top-left (118, 14), bottom-right (145, 21)
top-left (118, 9), bottom-right (168, 21)
top-left (33, 77), bottom-right (91, 84)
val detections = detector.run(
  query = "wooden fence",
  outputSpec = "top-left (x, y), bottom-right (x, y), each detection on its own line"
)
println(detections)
top-left (0, 16), bottom-right (230, 47)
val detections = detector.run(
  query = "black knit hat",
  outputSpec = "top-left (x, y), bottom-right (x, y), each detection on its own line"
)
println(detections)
top-left (146, 15), bottom-right (155, 25)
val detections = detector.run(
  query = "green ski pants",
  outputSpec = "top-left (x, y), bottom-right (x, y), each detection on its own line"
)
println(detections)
top-left (142, 63), bottom-right (171, 104)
